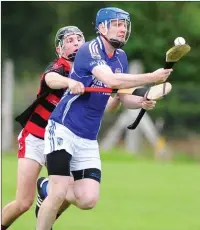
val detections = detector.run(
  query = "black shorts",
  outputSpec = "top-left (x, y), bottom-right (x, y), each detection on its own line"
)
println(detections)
top-left (47, 149), bottom-right (101, 183)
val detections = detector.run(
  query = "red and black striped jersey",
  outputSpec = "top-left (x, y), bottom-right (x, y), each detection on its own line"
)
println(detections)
top-left (15, 57), bottom-right (71, 139)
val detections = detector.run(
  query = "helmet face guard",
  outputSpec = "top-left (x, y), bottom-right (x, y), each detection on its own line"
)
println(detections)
top-left (104, 18), bottom-right (131, 48)
top-left (95, 7), bottom-right (131, 49)
top-left (55, 26), bottom-right (85, 61)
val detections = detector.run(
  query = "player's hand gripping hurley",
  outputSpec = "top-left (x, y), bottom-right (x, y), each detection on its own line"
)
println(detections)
top-left (127, 43), bottom-right (191, 130)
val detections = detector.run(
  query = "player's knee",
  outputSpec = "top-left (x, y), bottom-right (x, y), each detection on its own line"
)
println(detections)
top-left (17, 199), bottom-right (34, 213)
top-left (48, 182), bottom-right (69, 206)
top-left (47, 175), bottom-right (72, 205)
top-left (78, 194), bottom-right (98, 210)
top-left (48, 189), bottom-right (67, 204)
top-left (82, 198), bottom-right (98, 210)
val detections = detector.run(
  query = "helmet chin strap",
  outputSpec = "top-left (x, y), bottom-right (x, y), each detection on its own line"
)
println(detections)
top-left (59, 45), bottom-right (78, 62)
top-left (60, 52), bottom-right (76, 62)
top-left (101, 33), bottom-right (125, 49)
top-left (66, 51), bottom-right (77, 62)
top-left (108, 38), bottom-right (125, 49)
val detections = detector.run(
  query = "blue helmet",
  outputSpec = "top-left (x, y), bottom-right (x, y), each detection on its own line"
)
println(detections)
top-left (95, 7), bottom-right (130, 28)
top-left (95, 7), bottom-right (131, 48)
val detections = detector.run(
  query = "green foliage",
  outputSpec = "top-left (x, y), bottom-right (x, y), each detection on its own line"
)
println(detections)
top-left (111, 2), bottom-right (200, 82)
top-left (2, 2), bottom-right (200, 136)
top-left (2, 2), bottom-right (58, 76)
top-left (148, 83), bottom-right (200, 136)
top-left (2, 2), bottom-right (200, 82)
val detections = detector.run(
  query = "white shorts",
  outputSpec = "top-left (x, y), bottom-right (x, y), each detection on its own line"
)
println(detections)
top-left (18, 129), bottom-right (46, 166)
top-left (44, 120), bottom-right (101, 171)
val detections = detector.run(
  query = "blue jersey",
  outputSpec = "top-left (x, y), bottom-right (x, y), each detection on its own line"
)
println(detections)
top-left (50, 36), bottom-right (129, 140)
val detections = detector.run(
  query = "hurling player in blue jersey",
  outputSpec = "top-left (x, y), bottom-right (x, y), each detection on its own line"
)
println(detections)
top-left (36, 7), bottom-right (172, 230)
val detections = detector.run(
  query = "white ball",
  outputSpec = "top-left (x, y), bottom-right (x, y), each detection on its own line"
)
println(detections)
top-left (174, 37), bottom-right (186, 46)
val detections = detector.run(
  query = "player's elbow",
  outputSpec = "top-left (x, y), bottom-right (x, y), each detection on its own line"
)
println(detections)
top-left (105, 78), bottom-right (120, 89)
top-left (119, 94), bottom-right (143, 109)
top-left (45, 73), bottom-right (61, 89)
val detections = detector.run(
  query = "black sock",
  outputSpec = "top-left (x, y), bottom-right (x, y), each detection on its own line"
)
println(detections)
top-left (1, 225), bottom-right (9, 230)
top-left (35, 205), bottom-right (40, 218)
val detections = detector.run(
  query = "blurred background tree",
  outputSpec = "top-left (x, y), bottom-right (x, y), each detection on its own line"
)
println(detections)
top-left (2, 2), bottom-right (200, 81)
top-left (2, 1), bottom-right (200, 153)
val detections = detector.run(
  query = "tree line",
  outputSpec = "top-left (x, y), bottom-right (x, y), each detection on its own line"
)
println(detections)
top-left (2, 2), bottom-right (200, 83)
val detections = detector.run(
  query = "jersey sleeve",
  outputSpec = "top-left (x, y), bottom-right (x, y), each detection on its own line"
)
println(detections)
top-left (74, 43), bottom-right (109, 73)
top-left (70, 43), bottom-right (110, 86)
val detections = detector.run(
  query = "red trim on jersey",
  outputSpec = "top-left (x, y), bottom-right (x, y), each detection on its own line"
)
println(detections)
top-left (34, 105), bottom-right (51, 120)
top-left (16, 57), bottom-right (71, 139)
top-left (46, 94), bottom-right (61, 105)
top-left (107, 53), bottom-right (114, 58)
top-left (25, 122), bottom-right (45, 139)
top-left (18, 129), bottom-right (29, 158)
top-left (57, 58), bottom-right (71, 72)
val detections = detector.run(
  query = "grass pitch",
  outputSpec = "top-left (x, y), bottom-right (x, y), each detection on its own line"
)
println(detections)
top-left (2, 152), bottom-right (200, 230)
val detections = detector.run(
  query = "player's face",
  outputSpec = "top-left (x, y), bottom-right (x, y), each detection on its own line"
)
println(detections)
top-left (59, 34), bottom-right (85, 59)
top-left (107, 19), bottom-right (130, 43)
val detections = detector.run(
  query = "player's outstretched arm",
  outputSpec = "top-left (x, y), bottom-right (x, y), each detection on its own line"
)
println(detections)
top-left (45, 72), bottom-right (84, 94)
top-left (92, 66), bottom-right (173, 89)
top-left (45, 72), bottom-right (73, 89)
